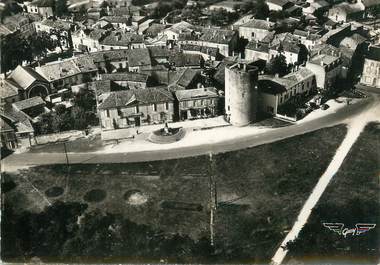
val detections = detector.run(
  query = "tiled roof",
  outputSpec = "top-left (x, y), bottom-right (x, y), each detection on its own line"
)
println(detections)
top-left (168, 68), bottom-right (200, 89)
top-left (339, 33), bottom-right (367, 50)
top-left (41, 19), bottom-right (74, 30)
top-left (100, 16), bottom-right (131, 24)
top-left (240, 19), bottom-right (275, 30)
top-left (166, 21), bottom-right (194, 35)
top-left (127, 48), bottom-right (152, 67)
top-left (145, 23), bottom-right (168, 37)
top-left (8, 66), bottom-right (47, 90)
top-left (148, 46), bottom-right (171, 58)
top-left (1, 104), bottom-right (34, 133)
top-left (175, 87), bottom-right (218, 101)
top-left (100, 73), bottom-right (149, 83)
top-left (169, 53), bottom-right (203, 67)
top-left (12, 96), bottom-right (45, 111)
top-left (0, 116), bottom-right (15, 132)
top-left (199, 28), bottom-right (237, 44)
top-left (284, 68), bottom-right (315, 82)
top-left (88, 80), bottom-right (124, 96)
top-left (309, 54), bottom-right (340, 65)
top-left (246, 41), bottom-right (269, 52)
top-left (36, 55), bottom-right (97, 81)
top-left (181, 44), bottom-right (220, 57)
top-left (98, 88), bottom-right (174, 109)
top-left (100, 31), bottom-right (144, 46)
top-left (258, 79), bottom-right (287, 95)
top-left (0, 79), bottom-right (20, 99)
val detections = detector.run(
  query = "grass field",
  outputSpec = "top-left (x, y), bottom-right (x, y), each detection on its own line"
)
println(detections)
top-left (286, 122), bottom-right (380, 264)
top-left (2, 125), bottom-right (347, 262)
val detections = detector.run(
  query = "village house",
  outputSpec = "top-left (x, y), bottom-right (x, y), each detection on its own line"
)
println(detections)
top-left (99, 31), bottom-right (145, 50)
top-left (175, 87), bottom-right (220, 120)
top-left (302, 0), bottom-right (329, 16)
top-left (0, 77), bottom-right (21, 105)
top-left (258, 68), bottom-right (316, 115)
top-left (24, 0), bottom-right (54, 18)
top-left (293, 29), bottom-right (321, 51)
top-left (169, 53), bottom-right (205, 69)
top-left (35, 56), bottom-right (98, 90)
top-left (99, 16), bottom-right (133, 31)
top-left (168, 68), bottom-right (203, 91)
top-left (245, 41), bottom-right (270, 62)
top-left (239, 19), bottom-right (276, 42)
top-left (360, 45), bottom-right (380, 88)
top-left (72, 28), bottom-right (108, 52)
top-left (328, 2), bottom-right (364, 23)
top-left (163, 21), bottom-right (195, 43)
top-left (12, 96), bottom-right (47, 119)
top-left (99, 72), bottom-right (150, 89)
top-left (269, 33), bottom-right (301, 65)
top-left (89, 49), bottom-right (130, 73)
top-left (178, 28), bottom-right (239, 57)
top-left (305, 53), bottom-right (343, 90)
top-left (7, 66), bottom-right (50, 99)
top-left (127, 48), bottom-right (152, 72)
top-left (97, 88), bottom-right (175, 130)
top-left (2, 14), bottom-right (36, 36)
top-left (328, 0), bottom-right (380, 22)
top-left (0, 104), bottom-right (35, 149)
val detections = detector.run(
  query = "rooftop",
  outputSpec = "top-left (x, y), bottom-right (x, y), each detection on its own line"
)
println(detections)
top-left (12, 96), bottom-right (45, 111)
top-left (175, 87), bottom-right (218, 101)
top-left (100, 72), bottom-right (149, 83)
top-left (98, 88), bottom-right (174, 109)
top-left (309, 54), bottom-right (340, 66)
top-left (100, 31), bottom-right (144, 46)
top-left (240, 19), bottom-right (275, 30)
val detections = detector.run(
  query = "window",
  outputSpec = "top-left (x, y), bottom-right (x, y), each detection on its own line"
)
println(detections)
top-left (153, 103), bottom-right (157, 112)
top-left (135, 105), bottom-right (139, 113)
top-left (119, 63), bottom-right (123, 69)
top-left (165, 102), bottom-right (169, 110)
top-left (106, 109), bottom-right (110, 117)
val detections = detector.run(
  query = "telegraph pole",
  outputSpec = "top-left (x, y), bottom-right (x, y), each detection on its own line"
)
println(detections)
top-left (63, 141), bottom-right (69, 168)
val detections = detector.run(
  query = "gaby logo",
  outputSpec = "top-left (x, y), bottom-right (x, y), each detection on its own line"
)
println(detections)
top-left (323, 223), bottom-right (376, 238)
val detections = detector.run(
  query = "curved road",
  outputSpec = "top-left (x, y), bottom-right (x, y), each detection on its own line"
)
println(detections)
top-left (2, 93), bottom-right (378, 171)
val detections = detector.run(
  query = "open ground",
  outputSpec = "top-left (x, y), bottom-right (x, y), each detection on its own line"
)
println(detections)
top-left (2, 125), bottom-right (347, 263)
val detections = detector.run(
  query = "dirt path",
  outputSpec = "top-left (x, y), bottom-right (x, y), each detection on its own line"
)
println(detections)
top-left (270, 100), bottom-right (380, 265)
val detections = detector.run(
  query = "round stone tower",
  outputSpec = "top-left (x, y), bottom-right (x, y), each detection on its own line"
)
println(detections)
top-left (225, 62), bottom-right (259, 126)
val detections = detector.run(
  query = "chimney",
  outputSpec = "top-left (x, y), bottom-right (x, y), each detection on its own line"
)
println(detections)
top-left (266, 17), bottom-right (269, 22)
top-left (275, 73), bottom-right (279, 78)
top-left (320, 59), bottom-right (324, 66)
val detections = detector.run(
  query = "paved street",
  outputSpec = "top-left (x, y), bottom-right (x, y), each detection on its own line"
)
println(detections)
top-left (2, 93), bottom-right (378, 172)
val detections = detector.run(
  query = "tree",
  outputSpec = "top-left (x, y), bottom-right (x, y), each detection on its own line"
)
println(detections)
top-left (253, 0), bottom-right (269, 20)
top-left (71, 106), bottom-right (87, 130)
top-left (0, 1), bottom-right (23, 22)
top-left (297, 43), bottom-right (308, 65)
top-left (27, 32), bottom-right (56, 60)
top-left (55, 0), bottom-right (69, 17)
top-left (1, 34), bottom-right (30, 73)
top-left (265, 54), bottom-right (289, 77)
